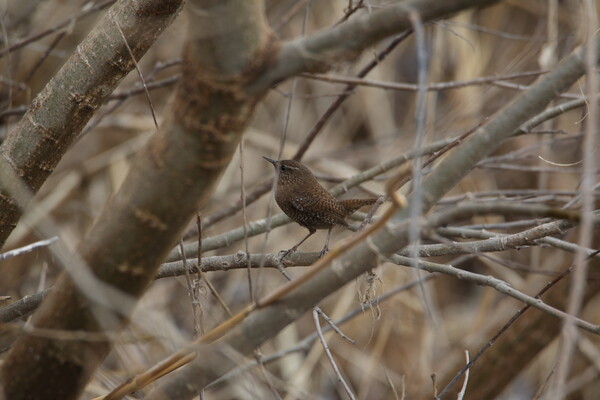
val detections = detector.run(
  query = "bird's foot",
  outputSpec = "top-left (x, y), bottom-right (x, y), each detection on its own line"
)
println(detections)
top-left (318, 246), bottom-right (329, 258)
top-left (278, 247), bottom-right (295, 260)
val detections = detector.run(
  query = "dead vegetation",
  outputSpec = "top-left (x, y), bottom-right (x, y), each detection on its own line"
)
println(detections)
top-left (0, 1), bottom-right (599, 399)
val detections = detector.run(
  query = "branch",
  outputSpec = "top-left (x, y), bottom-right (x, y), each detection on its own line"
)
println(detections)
top-left (248, 0), bottom-right (501, 92)
top-left (436, 253), bottom-right (600, 399)
top-left (160, 252), bottom-right (600, 336)
top-left (175, 77), bottom-right (592, 261)
top-left (402, 220), bottom-right (572, 258)
top-left (172, 136), bottom-right (457, 261)
top-left (390, 255), bottom-right (600, 335)
top-left (143, 27), bottom-right (600, 400)
top-left (0, 0), bottom-right (116, 57)
top-left (426, 202), bottom-right (581, 227)
top-left (2, 212), bottom-right (590, 326)
top-left (0, 0), bottom-right (270, 399)
top-left (0, 236), bottom-right (57, 261)
top-left (300, 69), bottom-right (547, 92)
top-left (206, 276), bottom-right (437, 388)
top-left (0, 288), bottom-right (52, 323)
top-left (436, 224), bottom-right (600, 260)
top-left (0, 0), bottom-right (184, 248)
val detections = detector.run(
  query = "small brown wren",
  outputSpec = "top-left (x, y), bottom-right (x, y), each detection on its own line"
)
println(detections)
top-left (263, 156), bottom-right (377, 257)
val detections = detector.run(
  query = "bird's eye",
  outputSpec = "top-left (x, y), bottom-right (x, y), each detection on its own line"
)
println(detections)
top-left (280, 165), bottom-right (287, 171)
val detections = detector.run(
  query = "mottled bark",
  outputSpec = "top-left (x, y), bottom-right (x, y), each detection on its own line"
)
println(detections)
top-left (0, 0), bottom-right (186, 398)
top-left (0, 0), bottom-right (183, 248)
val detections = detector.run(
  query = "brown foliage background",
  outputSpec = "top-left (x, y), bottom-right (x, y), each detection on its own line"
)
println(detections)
top-left (1, 1), bottom-right (599, 399)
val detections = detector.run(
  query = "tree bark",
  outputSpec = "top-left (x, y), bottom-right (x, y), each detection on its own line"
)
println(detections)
top-left (0, 0), bottom-right (183, 249)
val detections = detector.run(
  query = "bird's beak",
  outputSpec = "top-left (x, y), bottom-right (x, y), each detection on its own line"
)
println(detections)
top-left (262, 156), bottom-right (277, 166)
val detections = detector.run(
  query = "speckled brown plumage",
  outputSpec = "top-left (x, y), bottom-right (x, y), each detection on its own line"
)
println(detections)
top-left (264, 157), bottom-right (377, 256)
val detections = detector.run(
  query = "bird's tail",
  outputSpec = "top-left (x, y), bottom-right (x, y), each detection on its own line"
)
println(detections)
top-left (339, 198), bottom-right (377, 215)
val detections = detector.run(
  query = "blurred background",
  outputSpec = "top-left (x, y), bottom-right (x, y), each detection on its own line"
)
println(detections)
top-left (1, 1), bottom-right (598, 399)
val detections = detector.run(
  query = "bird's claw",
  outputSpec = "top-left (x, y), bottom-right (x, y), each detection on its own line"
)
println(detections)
top-left (278, 248), bottom-right (294, 260)
top-left (318, 247), bottom-right (329, 257)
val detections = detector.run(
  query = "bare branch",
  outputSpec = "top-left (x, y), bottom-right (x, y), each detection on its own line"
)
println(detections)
top-left (301, 70), bottom-right (547, 92)
top-left (0, 0), bottom-right (272, 398)
top-left (142, 29), bottom-right (600, 400)
top-left (0, 236), bottom-right (57, 261)
top-left (248, 0), bottom-right (501, 92)
top-left (0, 0), bottom-right (184, 248)
top-left (0, 0), bottom-right (116, 58)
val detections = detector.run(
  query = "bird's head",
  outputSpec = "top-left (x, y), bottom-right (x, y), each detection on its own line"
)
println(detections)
top-left (263, 157), bottom-right (316, 186)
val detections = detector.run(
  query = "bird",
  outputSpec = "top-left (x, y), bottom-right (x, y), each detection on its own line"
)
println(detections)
top-left (263, 156), bottom-right (377, 257)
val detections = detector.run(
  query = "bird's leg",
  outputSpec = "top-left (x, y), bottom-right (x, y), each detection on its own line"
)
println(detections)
top-left (281, 228), bottom-right (316, 259)
top-left (319, 227), bottom-right (333, 257)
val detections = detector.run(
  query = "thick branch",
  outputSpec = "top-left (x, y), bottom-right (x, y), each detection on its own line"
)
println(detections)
top-left (248, 0), bottom-right (501, 92)
top-left (0, 1), bottom-right (270, 399)
top-left (0, 0), bottom-right (184, 249)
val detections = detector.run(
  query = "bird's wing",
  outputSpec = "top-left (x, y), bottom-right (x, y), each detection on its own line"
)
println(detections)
top-left (291, 196), bottom-right (349, 227)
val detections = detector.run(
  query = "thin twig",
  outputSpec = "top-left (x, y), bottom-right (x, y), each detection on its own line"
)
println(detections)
top-left (313, 309), bottom-right (357, 400)
top-left (273, 0), bottom-right (312, 31)
top-left (194, 217), bottom-right (232, 319)
top-left (456, 351), bottom-right (470, 400)
top-left (439, 19), bottom-right (550, 41)
top-left (384, 370), bottom-right (401, 400)
top-left (0, 0), bottom-right (116, 57)
top-left (551, 1), bottom-right (599, 396)
top-left (294, 30), bottom-right (411, 160)
top-left (434, 250), bottom-right (600, 399)
top-left (80, 63), bottom-right (180, 137)
top-left (491, 80), bottom-right (581, 99)
top-left (239, 141), bottom-right (254, 302)
top-left (109, 75), bottom-right (180, 100)
top-left (338, 0), bottom-right (366, 24)
top-left (0, 15), bottom-right (13, 111)
top-left (101, 189), bottom-right (407, 400)
top-left (0, 237), bottom-right (58, 261)
top-left (532, 368), bottom-right (554, 400)
top-left (179, 241), bottom-right (202, 337)
top-left (207, 277), bottom-right (436, 389)
top-left (275, 256), bottom-right (355, 344)
top-left (113, 18), bottom-right (158, 129)
top-left (0, 287), bottom-right (52, 323)
top-left (407, 8), bottom-right (439, 326)
top-left (301, 70), bottom-right (547, 92)
top-left (24, 32), bottom-right (67, 83)
top-left (196, 31), bottom-right (412, 233)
